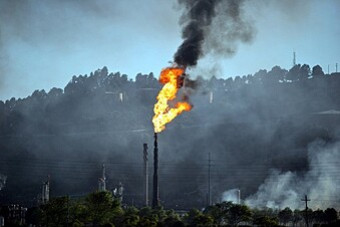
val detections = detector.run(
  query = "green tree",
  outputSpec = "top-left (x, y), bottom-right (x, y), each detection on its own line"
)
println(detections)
top-left (102, 223), bottom-right (115, 227)
top-left (138, 216), bottom-right (158, 227)
top-left (305, 208), bottom-right (313, 226)
top-left (151, 206), bottom-right (168, 222)
top-left (253, 69), bottom-right (268, 82)
top-left (324, 208), bottom-right (337, 224)
top-left (85, 191), bottom-right (121, 226)
top-left (311, 209), bottom-right (325, 225)
top-left (253, 215), bottom-right (279, 227)
top-left (299, 64), bottom-right (311, 80)
top-left (184, 209), bottom-right (215, 227)
top-left (227, 204), bottom-right (252, 226)
top-left (72, 219), bottom-right (85, 227)
top-left (204, 205), bottom-right (223, 224)
top-left (204, 201), bottom-right (233, 224)
top-left (278, 207), bottom-right (293, 226)
top-left (40, 196), bottom-right (70, 227)
top-left (204, 202), bottom-right (251, 226)
top-left (312, 65), bottom-right (325, 77)
top-left (292, 209), bottom-right (303, 227)
top-left (115, 206), bottom-right (140, 227)
top-left (266, 66), bottom-right (287, 83)
top-left (286, 64), bottom-right (301, 81)
top-left (69, 201), bottom-right (88, 226)
top-left (137, 207), bottom-right (158, 227)
top-left (159, 215), bottom-right (184, 227)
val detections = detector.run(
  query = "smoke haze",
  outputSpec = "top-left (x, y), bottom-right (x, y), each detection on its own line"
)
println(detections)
top-left (1, 65), bottom-right (340, 209)
top-left (246, 141), bottom-right (340, 210)
top-left (222, 188), bottom-right (240, 204)
top-left (0, 0), bottom-right (339, 211)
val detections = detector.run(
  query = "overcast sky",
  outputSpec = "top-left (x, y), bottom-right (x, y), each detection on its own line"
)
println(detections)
top-left (0, 0), bottom-right (339, 100)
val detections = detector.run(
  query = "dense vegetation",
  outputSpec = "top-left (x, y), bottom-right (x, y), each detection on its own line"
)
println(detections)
top-left (2, 191), bottom-right (338, 227)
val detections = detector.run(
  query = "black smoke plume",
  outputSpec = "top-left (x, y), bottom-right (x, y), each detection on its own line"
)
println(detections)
top-left (174, 0), bottom-right (254, 67)
top-left (174, 0), bottom-right (219, 66)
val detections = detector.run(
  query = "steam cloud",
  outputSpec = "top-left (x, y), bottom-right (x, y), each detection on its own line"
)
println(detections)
top-left (174, 0), bottom-right (254, 67)
top-left (245, 141), bottom-right (340, 210)
top-left (222, 188), bottom-right (241, 204)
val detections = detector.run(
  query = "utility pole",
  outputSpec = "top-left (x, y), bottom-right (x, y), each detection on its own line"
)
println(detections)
top-left (143, 143), bottom-right (149, 206)
top-left (293, 51), bottom-right (296, 67)
top-left (336, 63), bottom-right (338, 73)
top-left (301, 194), bottom-right (311, 227)
top-left (208, 152), bottom-right (212, 206)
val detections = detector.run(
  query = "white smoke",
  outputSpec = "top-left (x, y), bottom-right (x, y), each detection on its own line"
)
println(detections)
top-left (0, 174), bottom-right (7, 191)
top-left (245, 140), bottom-right (340, 210)
top-left (222, 188), bottom-right (241, 204)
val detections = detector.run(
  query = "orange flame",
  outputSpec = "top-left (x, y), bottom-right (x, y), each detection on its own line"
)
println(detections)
top-left (152, 67), bottom-right (192, 133)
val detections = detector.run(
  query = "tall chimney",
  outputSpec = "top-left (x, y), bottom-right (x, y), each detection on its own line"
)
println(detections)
top-left (102, 163), bottom-right (106, 191)
top-left (143, 143), bottom-right (149, 206)
top-left (42, 175), bottom-right (50, 204)
top-left (152, 133), bottom-right (160, 208)
top-left (98, 163), bottom-right (106, 191)
top-left (237, 189), bottom-right (241, 204)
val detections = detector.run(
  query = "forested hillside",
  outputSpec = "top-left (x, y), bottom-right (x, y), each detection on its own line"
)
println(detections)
top-left (1, 64), bottom-right (340, 209)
